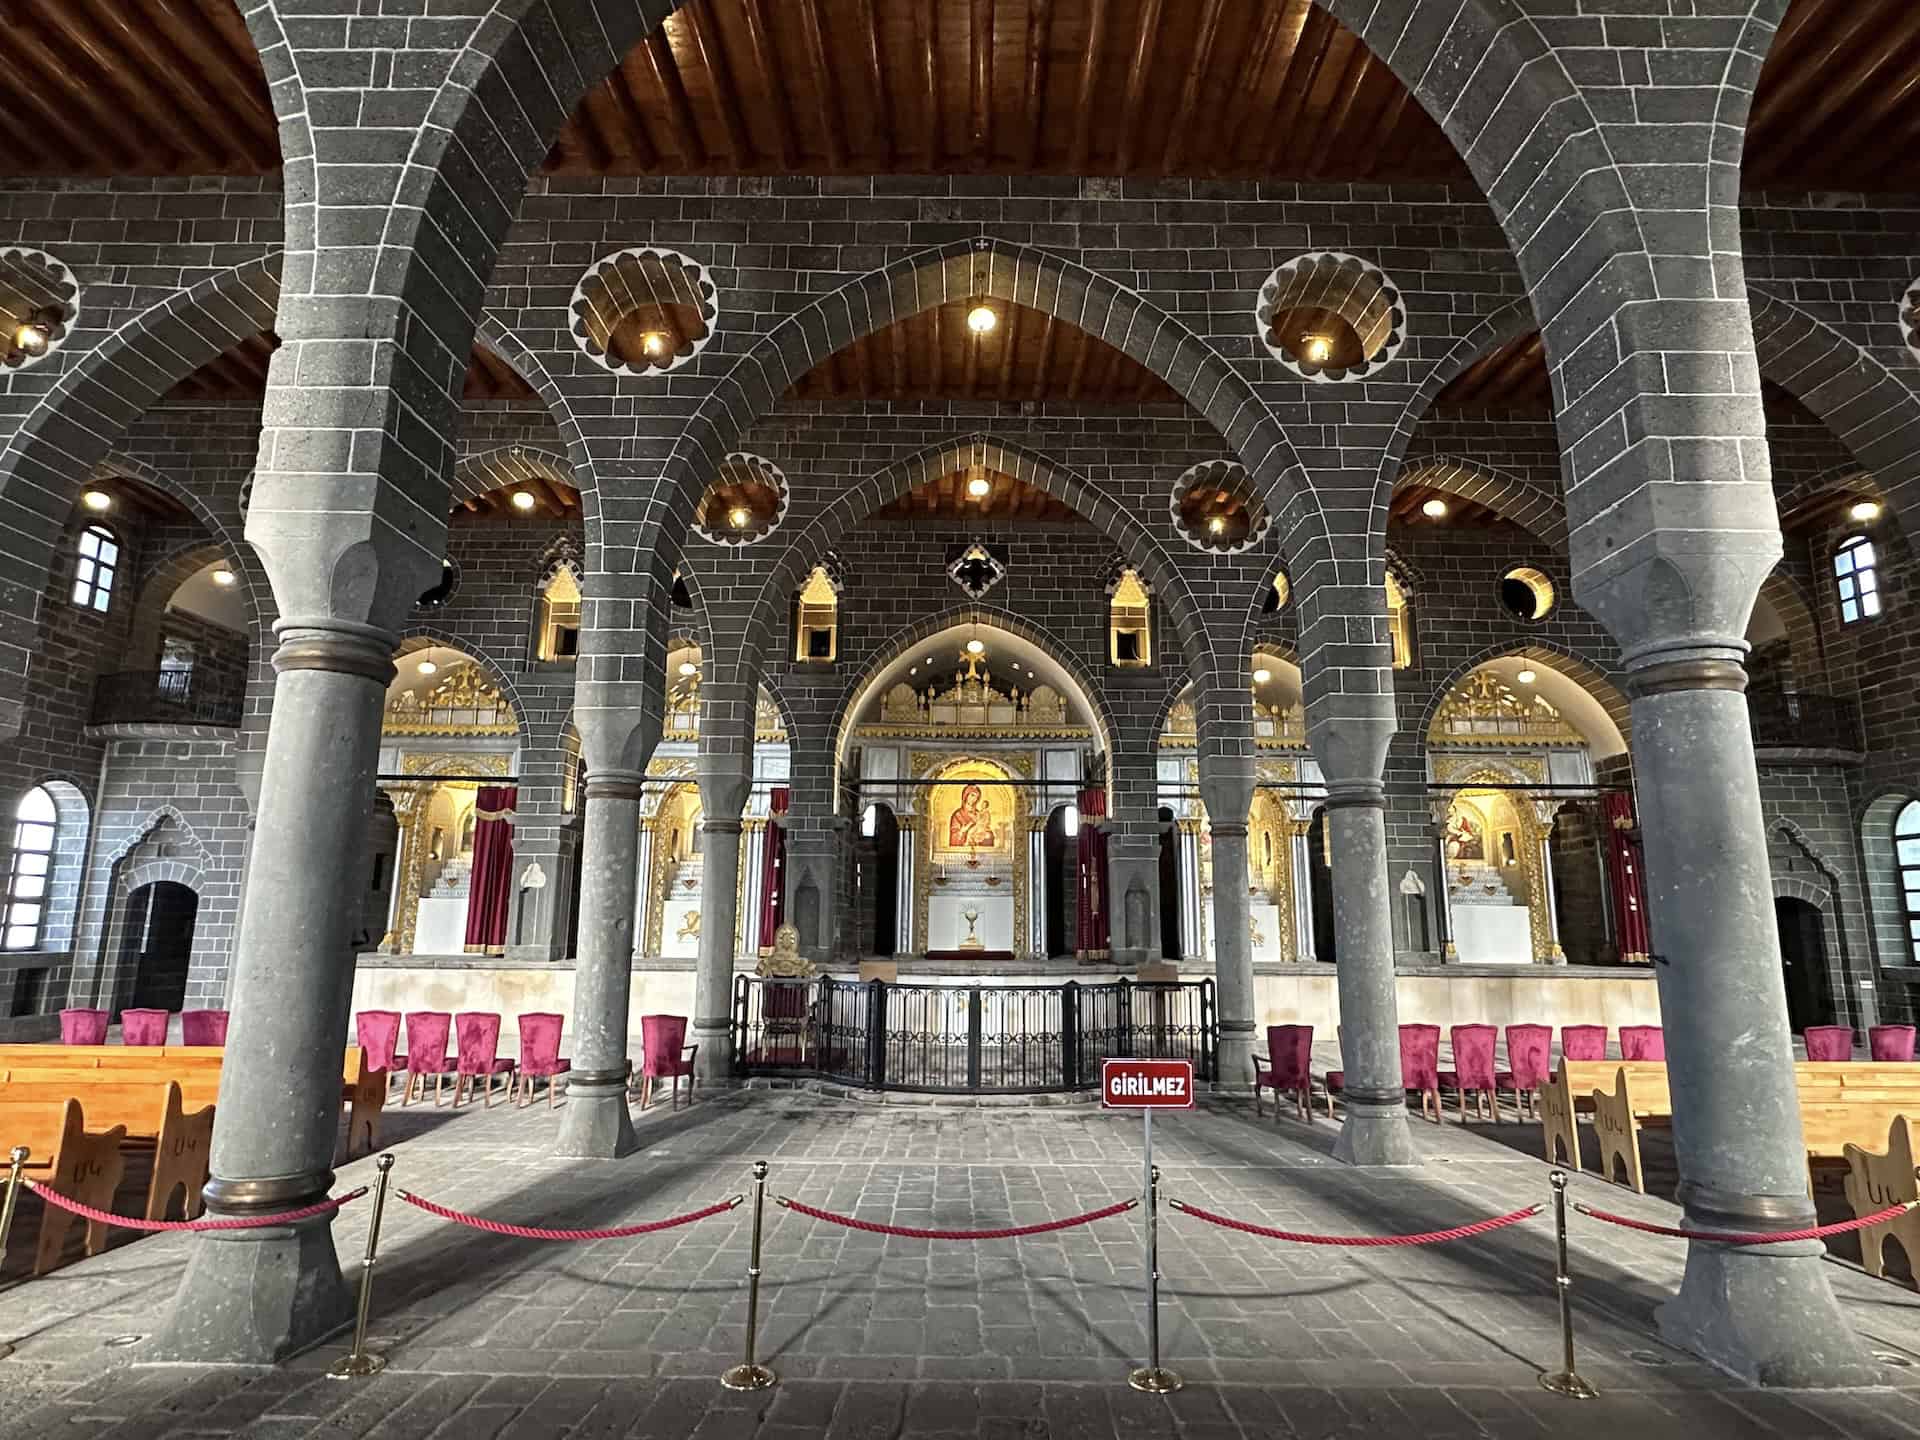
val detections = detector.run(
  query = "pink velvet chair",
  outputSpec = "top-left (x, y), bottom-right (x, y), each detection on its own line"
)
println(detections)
top-left (1497, 1024), bottom-right (1553, 1119)
top-left (1870, 1025), bottom-right (1917, 1062)
top-left (181, 1009), bottom-right (229, 1046)
top-left (1253, 1024), bottom-right (1316, 1121)
top-left (1438, 1024), bottom-right (1498, 1122)
top-left (356, 1009), bottom-right (403, 1090)
top-left (452, 1012), bottom-right (516, 1107)
top-left (120, 1008), bottom-right (169, 1046)
top-left (1619, 1025), bottom-right (1665, 1061)
top-left (1401, 1023), bottom-right (1443, 1123)
top-left (58, 1008), bottom-right (108, 1045)
top-left (516, 1012), bottom-right (571, 1108)
top-left (401, 1011), bottom-right (456, 1106)
top-left (1803, 1025), bottom-right (1854, 1062)
top-left (1561, 1025), bottom-right (1607, 1061)
top-left (637, 1014), bottom-right (698, 1110)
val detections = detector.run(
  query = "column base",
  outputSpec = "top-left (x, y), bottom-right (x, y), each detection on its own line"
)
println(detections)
top-left (1215, 1022), bottom-right (1255, 1096)
top-left (693, 1019), bottom-right (732, 1088)
top-left (149, 1217), bottom-right (351, 1363)
top-left (551, 1077), bottom-right (638, 1159)
top-left (1660, 1242), bottom-right (1882, 1388)
top-left (1332, 1097), bottom-right (1419, 1167)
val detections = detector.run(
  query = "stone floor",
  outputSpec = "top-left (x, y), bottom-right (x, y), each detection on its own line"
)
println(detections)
top-left (5, 1086), bottom-right (1920, 1439)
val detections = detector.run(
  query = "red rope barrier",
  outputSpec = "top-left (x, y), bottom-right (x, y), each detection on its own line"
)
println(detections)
top-left (26, 1182), bottom-right (366, 1233)
top-left (398, 1189), bottom-right (742, 1241)
top-left (1170, 1198), bottom-right (1543, 1247)
top-left (775, 1195), bottom-right (1137, 1240)
top-left (1574, 1199), bottom-right (1914, 1245)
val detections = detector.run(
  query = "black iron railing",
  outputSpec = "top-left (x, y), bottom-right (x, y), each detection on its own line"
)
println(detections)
top-left (732, 974), bottom-right (1216, 1094)
top-left (1747, 689), bottom-right (1862, 753)
top-left (90, 669), bottom-right (243, 728)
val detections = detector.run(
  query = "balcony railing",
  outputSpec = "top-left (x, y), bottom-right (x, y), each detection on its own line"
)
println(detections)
top-left (91, 669), bottom-right (243, 729)
top-left (1747, 689), bottom-right (1862, 753)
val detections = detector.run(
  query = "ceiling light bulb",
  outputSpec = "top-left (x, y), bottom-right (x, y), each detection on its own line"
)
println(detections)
top-left (511, 491), bottom-right (536, 511)
top-left (417, 660), bottom-right (438, 676)
top-left (1516, 668), bottom-right (1537, 685)
top-left (678, 661), bottom-right (698, 677)
top-left (966, 304), bottom-right (997, 335)
top-left (967, 474), bottom-right (992, 499)
top-left (641, 330), bottom-right (669, 357)
top-left (728, 506), bottom-right (751, 529)
top-left (211, 568), bottom-right (236, 587)
top-left (1253, 668), bottom-right (1271, 685)
top-left (1850, 499), bottom-right (1882, 522)
top-left (1301, 333), bottom-right (1332, 365)
top-left (1207, 515), bottom-right (1227, 535)
top-left (966, 639), bottom-right (985, 655)
top-left (1422, 498), bottom-right (1448, 518)
top-left (82, 490), bottom-right (112, 512)
top-left (13, 320), bottom-right (48, 356)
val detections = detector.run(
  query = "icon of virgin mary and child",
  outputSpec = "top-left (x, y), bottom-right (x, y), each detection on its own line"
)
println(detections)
top-left (947, 783), bottom-right (998, 850)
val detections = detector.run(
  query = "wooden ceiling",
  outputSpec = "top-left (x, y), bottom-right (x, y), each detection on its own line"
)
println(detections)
top-left (455, 476), bottom-right (581, 524)
top-left (1431, 332), bottom-right (1552, 418)
top-left (159, 332), bottom-right (537, 406)
top-left (12, 1), bottom-right (1920, 192)
top-left (870, 466), bottom-right (1082, 524)
top-left (785, 298), bottom-right (1180, 406)
top-left (86, 472), bottom-right (194, 525)
top-left (1388, 482), bottom-right (1504, 529)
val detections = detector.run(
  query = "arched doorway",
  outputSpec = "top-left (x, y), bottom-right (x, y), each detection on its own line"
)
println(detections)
top-left (123, 881), bottom-right (199, 1013)
top-left (1307, 807), bottom-right (1335, 963)
top-left (1156, 806), bottom-right (1181, 960)
top-left (1777, 896), bottom-right (1834, 1030)
top-left (859, 802), bottom-right (900, 956)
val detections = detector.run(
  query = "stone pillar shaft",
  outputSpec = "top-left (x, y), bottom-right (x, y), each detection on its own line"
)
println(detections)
top-left (155, 622), bottom-right (393, 1362)
top-left (553, 771), bottom-right (643, 1159)
top-left (693, 816), bottom-right (744, 1085)
top-left (1209, 822), bottom-right (1255, 1093)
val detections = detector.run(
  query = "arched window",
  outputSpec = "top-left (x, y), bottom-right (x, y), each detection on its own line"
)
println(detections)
top-left (71, 523), bottom-right (119, 613)
top-left (1898, 800), bottom-right (1920, 965)
top-left (861, 803), bottom-right (878, 838)
top-left (5, 786), bottom-right (57, 950)
top-left (795, 566), bottom-right (838, 663)
top-left (1835, 535), bottom-right (1882, 625)
top-left (1109, 569), bottom-right (1151, 667)
top-left (1385, 572), bottom-right (1413, 670)
top-left (536, 566), bottom-right (582, 661)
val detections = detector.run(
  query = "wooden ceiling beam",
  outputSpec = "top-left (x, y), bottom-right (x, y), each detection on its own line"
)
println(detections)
top-left (1296, 34), bottom-right (1373, 173)
top-left (1162, 0), bottom-right (1226, 174)
top-left (682, 6), bottom-right (751, 168)
top-left (740, 0), bottom-right (799, 170)
top-left (1069, 0), bottom-right (1108, 171)
top-left (1764, 10), bottom-right (1920, 177)
top-left (1115, 0), bottom-right (1165, 174)
top-left (643, 28), bottom-right (707, 167)
top-left (888, 320), bottom-right (909, 398)
top-left (1030, 314), bottom-right (1059, 401)
top-left (997, 304), bottom-right (1022, 400)
top-left (0, 93), bottom-right (75, 173)
top-left (929, 305), bottom-right (945, 393)
top-left (78, 0), bottom-right (261, 170)
top-left (1808, 29), bottom-right (1920, 166)
top-left (961, 313), bottom-right (982, 398)
top-left (1024, 0), bottom-right (1053, 170)
top-left (524, 475), bottom-right (568, 516)
top-left (569, 89), bottom-right (617, 171)
top-left (151, 0), bottom-right (277, 153)
top-left (1254, 6), bottom-right (1334, 167)
top-left (796, 0), bottom-right (844, 170)
top-left (855, 0), bottom-right (893, 170)
top-left (920, 0), bottom-right (942, 168)
top-left (970, 0), bottom-right (994, 166)
top-left (598, 69), bottom-right (660, 171)
top-left (1065, 328), bottom-right (1092, 402)
top-left (1747, 2), bottom-right (1882, 157)
top-left (1224, 0), bottom-right (1303, 164)
top-left (0, 21), bottom-right (138, 169)
top-left (20, 2), bottom-right (172, 167)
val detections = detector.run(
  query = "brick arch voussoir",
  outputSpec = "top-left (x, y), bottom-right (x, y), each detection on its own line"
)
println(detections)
top-left (1396, 455), bottom-right (1569, 551)
top-left (1750, 288), bottom-right (1920, 549)
top-left (452, 443), bottom-right (577, 512)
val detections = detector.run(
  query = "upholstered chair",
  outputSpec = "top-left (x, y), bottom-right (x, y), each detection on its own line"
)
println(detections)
top-left (453, 1012), bottom-right (517, 1107)
top-left (401, 1011), bottom-right (456, 1106)
top-left (120, 1008), bottom-right (169, 1046)
top-left (516, 1012), bottom-right (571, 1107)
top-left (1619, 1025), bottom-right (1665, 1061)
top-left (1253, 1024), bottom-right (1316, 1121)
top-left (180, 1009), bottom-right (229, 1046)
top-left (356, 1010), bottom-right (403, 1087)
top-left (637, 1014), bottom-right (698, 1110)
top-left (1438, 1024), bottom-right (1498, 1122)
top-left (58, 1008), bottom-right (108, 1045)
top-left (1400, 1023), bottom-right (1443, 1123)
top-left (1803, 1025), bottom-right (1854, 1062)
top-left (1497, 1023), bottom-right (1553, 1118)
top-left (1560, 1025), bottom-right (1607, 1062)
top-left (1870, 1025), bottom-right (1917, 1063)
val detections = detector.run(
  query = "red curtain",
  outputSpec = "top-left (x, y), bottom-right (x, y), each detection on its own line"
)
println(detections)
top-left (463, 785), bottom-right (517, 954)
top-left (1601, 791), bottom-right (1650, 964)
top-left (757, 786), bottom-right (789, 952)
top-left (1074, 786), bottom-right (1110, 961)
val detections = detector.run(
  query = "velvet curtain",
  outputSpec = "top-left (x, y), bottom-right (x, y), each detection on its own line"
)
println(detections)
top-left (1074, 785), bottom-right (1110, 961)
top-left (757, 786), bottom-right (789, 951)
top-left (463, 785), bottom-right (517, 954)
top-left (1601, 791), bottom-right (1650, 964)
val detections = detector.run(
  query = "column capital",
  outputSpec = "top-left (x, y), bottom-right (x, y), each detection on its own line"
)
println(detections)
top-left (269, 620), bottom-right (397, 685)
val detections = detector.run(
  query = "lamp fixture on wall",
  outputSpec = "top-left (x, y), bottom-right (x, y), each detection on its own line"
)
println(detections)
top-left (728, 505), bottom-right (751, 528)
top-left (1516, 668), bottom-right (1537, 685)
top-left (81, 490), bottom-right (112, 512)
top-left (511, 491), bottom-right (536, 511)
top-left (1422, 498), bottom-right (1448, 518)
top-left (1301, 333), bottom-right (1333, 366)
top-left (640, 330), bottom-right (669, 357)
top-left (417, 660), bottom-right (438, 676)
top-left (966, 304), bottom-right (998, 335)
top-left (212, 569), bottom-right (236, 587)
top-left (966, 470), bottom-right (992, 499)
top-left (1850, 499), bottom-right (1883, 522)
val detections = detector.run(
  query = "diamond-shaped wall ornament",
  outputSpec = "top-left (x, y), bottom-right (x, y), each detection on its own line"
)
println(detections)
top-left (947, 541), bottom-right (1007, 599)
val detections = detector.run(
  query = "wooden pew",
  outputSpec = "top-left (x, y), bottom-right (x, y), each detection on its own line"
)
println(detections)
top-left (1538, 1060), bottom-right (1669, 1170)
top-left (0, 1079), bottom-right (212, 1220)
top-left (1589, 1066), bottom-right (1673, 1194)
top-left (1841, 1114), bottom-right (1920, 1284)
top-left (0, 1098), bottom-right (126, 1274)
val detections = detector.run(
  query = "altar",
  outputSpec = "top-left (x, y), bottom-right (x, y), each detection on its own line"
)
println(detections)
top-left (1451, 901), bottom-right (1532, 965)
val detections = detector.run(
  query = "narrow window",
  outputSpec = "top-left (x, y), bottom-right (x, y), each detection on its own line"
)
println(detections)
top-left (1898, 800), bottom-right (1920, 966)
top-left (71, 524), bottom-right (118, 613)
top-left (1386, 571), bottom-right (1413, 670)
top-left (795, 566), bottom-right (838, 663)
top-left (1835, 534), bottom-right (1882, 625)
top-left (4, 786), bottom-right (57, 950)
top-left (536, 566), bottom-right (582, 661)
top-left (1109, 569), bottom-right (1152, 668)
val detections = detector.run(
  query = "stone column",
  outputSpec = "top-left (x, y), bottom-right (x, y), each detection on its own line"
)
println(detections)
top-left (1628, 656), bottom-right (1875, 1385)
top-left (1200, 768), bottom-right (1256, 1094)
top-left (552, 770), bottom-right (644, 1159)
top-left (693, 758), bottom-right (751, 1086)
top-left (154, 622), bottom-right (394, 1362)
top-left (1309, 710), bottom-right (1416, 1167)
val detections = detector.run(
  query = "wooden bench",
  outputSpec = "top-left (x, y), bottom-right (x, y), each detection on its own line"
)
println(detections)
top-left (0, 1097), bottom-right (126, 1274)
top-left (1841, 1114), bottom-right (1920, 1284)
top-left (1538, 1060), bottom-right (1670, 1170)
top-left (0, 1079), bottom-right (212, 1221)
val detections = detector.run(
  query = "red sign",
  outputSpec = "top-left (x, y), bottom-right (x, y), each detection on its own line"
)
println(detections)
top-left (1101, 1058), bottom-right (1195, 1109)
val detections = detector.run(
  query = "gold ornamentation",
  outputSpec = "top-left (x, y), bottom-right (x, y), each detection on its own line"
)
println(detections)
top-left (676, 909), bottom-right (702, 943)
top-left (1428, 670), bottom-right (1583, 746)
top-left (384, 754), bottom-right (512, 955)
top-left (879, 672), bottom-right (1071, 730)
top-left (913, 755), bottom-right (1028, 957)
top-left (1433, 754), bottom-right (1546, 786)
top-left (1249, 914), bottom-right (1266, 950)
top-left (666, 674), bottom-right (701, 736)
top-left (756, 922), bottom-right (816, 978)
top-left (384, 666), bottom-right (518, 736)
top-left (755, 693), bottom-right (786, 741)
top-left (1438, 765), bottom-right (1556, 961)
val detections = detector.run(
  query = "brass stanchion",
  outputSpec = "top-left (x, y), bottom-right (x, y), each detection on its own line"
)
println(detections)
top-left (0, 1145), bottom-right (27, 1360)
top-left (1127, 1161), bottom-right (1181, 1394)
top-left (721, 1159), bottom-right (776, 1391)
top-left (329, 1153), bottom-right (396, 1379)
top-left (1538, 1169), bottom-right (1598, 1400)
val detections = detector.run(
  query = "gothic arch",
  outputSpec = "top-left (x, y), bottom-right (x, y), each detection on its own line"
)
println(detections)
top-left (391, 629), bottom-right (529, 738)
top-left (1414, 641), bottom-right (1632, 748)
